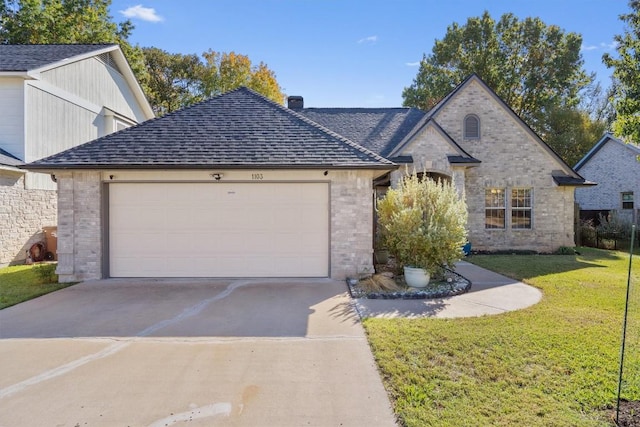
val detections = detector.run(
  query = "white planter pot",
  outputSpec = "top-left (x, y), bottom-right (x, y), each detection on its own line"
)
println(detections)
top-left (404, 266), bottom-right (430, 288)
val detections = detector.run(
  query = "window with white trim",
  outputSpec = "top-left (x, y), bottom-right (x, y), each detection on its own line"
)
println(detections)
top-left (511, 188), bottom-right (533, 229)
top-left (622, 192), bottom-right (634, 210)
top-left (485, 188), bottom-right (506, 229)
top-left (464, 114), bottom-right (480, 139)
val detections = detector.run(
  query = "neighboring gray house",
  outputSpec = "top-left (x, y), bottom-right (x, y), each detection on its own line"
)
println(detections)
top-left (26, 74), bottom-right (590, 282)
top-left (575, 133), bottom-right (640, 225)
top-left (0, 44), bottom-right (154, 266)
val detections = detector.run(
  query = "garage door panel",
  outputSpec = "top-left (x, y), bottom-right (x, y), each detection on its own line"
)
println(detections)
top-left (110, 232), bottom-right (167, 254)
top-left (109, 182), bottom-right (329, 277)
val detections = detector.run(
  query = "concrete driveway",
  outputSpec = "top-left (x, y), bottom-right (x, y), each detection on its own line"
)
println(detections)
top-left (0, 278), bottom-right (397, 426)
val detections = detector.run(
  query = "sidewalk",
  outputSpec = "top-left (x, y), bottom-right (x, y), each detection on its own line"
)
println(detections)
top-left (353, 261), bottom-right (542, 319)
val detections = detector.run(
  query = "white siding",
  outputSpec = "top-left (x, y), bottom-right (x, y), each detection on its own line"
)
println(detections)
top-left (41, 57), bottom-right (147, 123)
top-left (24, 85), bottom-right (102, 190)
top-left (0, 78), bottom-right (25, 161)
top-left (25, 85), bottom-right (100, 161)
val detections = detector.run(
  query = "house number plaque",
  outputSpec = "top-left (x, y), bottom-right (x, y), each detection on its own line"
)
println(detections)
top-left (251, 173), bottom-right (264, 180)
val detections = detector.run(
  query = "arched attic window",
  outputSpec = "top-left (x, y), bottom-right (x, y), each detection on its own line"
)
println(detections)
top-left (464, 114), bottom-right (480, 139)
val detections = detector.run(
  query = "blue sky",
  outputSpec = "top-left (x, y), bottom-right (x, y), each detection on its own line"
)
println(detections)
top-left (109, 0), bottom-right (630, 108)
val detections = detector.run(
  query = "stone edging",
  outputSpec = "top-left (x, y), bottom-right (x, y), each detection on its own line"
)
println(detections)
top-left (347, 268), bottom-right (472, 300)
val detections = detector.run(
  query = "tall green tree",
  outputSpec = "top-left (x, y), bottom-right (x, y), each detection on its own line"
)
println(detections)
top-left (0, 0), bottom-right (146, 83)
top-left (143, 49), bottom-right (285, 116)
top-left (201, 50), bottom-right (285, 104)
top-left (402, 11), bottom-right (594, 159)
top-left (142, 47), bottom-right (205, 116)
top-left (603, 0), bottom-right (640, 143)
top-left (544, 106), bottom-right (608, 166)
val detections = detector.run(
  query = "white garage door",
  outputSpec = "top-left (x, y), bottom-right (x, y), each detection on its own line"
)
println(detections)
top-left (109, 182), bottom-right (329, 277)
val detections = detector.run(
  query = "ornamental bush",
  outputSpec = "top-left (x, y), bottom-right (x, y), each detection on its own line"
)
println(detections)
top-left (377, 173), bottom-right (468, 275)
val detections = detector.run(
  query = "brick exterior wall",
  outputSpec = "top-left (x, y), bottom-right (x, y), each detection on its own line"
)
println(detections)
top-left (0, 171), bottom-right (57, 266)
top-left (56, 170), bottom-right (376, 282)
top-left (575, 138), bottom-right (640, 225)
top-left (393, 79), bottom-right (576, 252)
top-left (330, 170), bottom-right (375, 280)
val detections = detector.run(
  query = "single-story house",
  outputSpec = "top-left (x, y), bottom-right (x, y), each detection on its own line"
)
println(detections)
top-left (0, 44), bottom-right (154, 266)
top-left (574, 132), bottom-right (640, 225)
top-left (26, 74), bottom-right (590, 282)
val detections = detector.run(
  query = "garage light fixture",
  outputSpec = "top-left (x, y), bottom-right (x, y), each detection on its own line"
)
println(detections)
top-left (210, 173), bottom-right (223, 181)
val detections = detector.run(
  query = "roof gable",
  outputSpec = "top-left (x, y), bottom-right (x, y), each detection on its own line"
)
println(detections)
top-left (26, 87), bottom-right (394, 170)
top-left (575, 132), bottom-right (640, 171)
top-left (0, 44), bottom-right (154, 120)
top-left (388, 118), bottom-right (479, 163)
top-left (429, 74), bottom-right (585, 181)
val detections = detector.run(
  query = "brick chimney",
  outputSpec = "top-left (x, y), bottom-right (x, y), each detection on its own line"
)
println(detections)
top-left (287, 96), bottom-right (303, 109)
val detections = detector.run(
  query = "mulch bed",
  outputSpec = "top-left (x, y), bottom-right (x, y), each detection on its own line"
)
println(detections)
top-left (615, 400), bottom-right (640, 426)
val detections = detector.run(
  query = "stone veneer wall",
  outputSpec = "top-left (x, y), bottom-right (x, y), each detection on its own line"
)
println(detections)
top-left (56, 171), bottom-right (102, 282)
top-left (0, 171), bottom-right (57, 266)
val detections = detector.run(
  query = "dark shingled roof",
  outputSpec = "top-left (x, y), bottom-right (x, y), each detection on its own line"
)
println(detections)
top-left (27, 87), bottom-right (394, 170)
top-left (0, 44), bottom-right (115, 71)
top-left (297, 108), bottom-right (426, 157)
top-left (0, 148), bottom-right (23, 167)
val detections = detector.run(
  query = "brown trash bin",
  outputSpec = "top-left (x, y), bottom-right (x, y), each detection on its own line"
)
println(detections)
top-left (42, 226), bottom-right (57, 261)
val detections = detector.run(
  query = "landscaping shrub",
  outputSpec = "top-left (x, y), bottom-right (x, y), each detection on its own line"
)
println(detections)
top-left (377, 172), bottom-right (468, 275)
top-left (34, 263), bottom-right (58, 284)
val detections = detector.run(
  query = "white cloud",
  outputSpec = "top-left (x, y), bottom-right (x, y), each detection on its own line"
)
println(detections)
top-left (405, 61), bottom-right (421, 67)
top-left (581, 41), bottom-right (618, 52)
top-left (357, 35), bottom-right (378, 44)
top-left (581, 44), bottom-right (599, 51)
top-left (120, 5), bottom-right (163, 22)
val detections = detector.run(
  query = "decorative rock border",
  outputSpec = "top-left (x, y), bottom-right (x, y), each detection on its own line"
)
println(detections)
top-left (347, 268), bottom-right (472, 300)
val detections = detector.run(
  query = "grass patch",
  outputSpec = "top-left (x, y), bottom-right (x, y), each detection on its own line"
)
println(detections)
top-left (0, 263), bottom-right (73, 309)
top-left (364, 247), bottom-right (640, 426)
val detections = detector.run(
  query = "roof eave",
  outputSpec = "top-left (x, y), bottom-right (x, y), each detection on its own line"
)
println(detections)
top-left (23, 163), bottom-right (398, 172)
top-left (552, 176), bottom-right (597, 186)
top-left (108, 47), bottom-right (155, 120)
top-left (0, 164), bottom-right (25, 173)
top-left (0, 71), bottom-right (29, 77)
top-left (28, 44), bottom-right (118, 74)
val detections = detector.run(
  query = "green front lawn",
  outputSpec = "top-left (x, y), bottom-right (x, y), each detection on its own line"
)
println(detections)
top-left (0, 263), bottom-right (72, 309)
top-left (364, 247), bottom-right (640, 426)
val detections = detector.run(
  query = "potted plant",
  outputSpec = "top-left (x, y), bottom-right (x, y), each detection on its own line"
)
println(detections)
top-left (377, 172), bottom-right (468, 287)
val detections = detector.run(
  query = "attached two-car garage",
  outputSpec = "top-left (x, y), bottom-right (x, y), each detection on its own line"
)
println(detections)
top-left (108, 182), bottom-right (329, 278)
top-left (29, 88), bottom-right (390, 283)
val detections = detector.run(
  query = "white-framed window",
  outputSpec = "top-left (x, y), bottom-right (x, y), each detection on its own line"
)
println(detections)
top-left (464, 114), bottom-right (480, 139)
top-left (485, 187), bottom-right (534, 229)
top-left (485, 188), bottom-right (506, 229)
top-left (511, 188), bottom-right (533, 229)
top-left (622, 192), bottom-right (634, 210)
